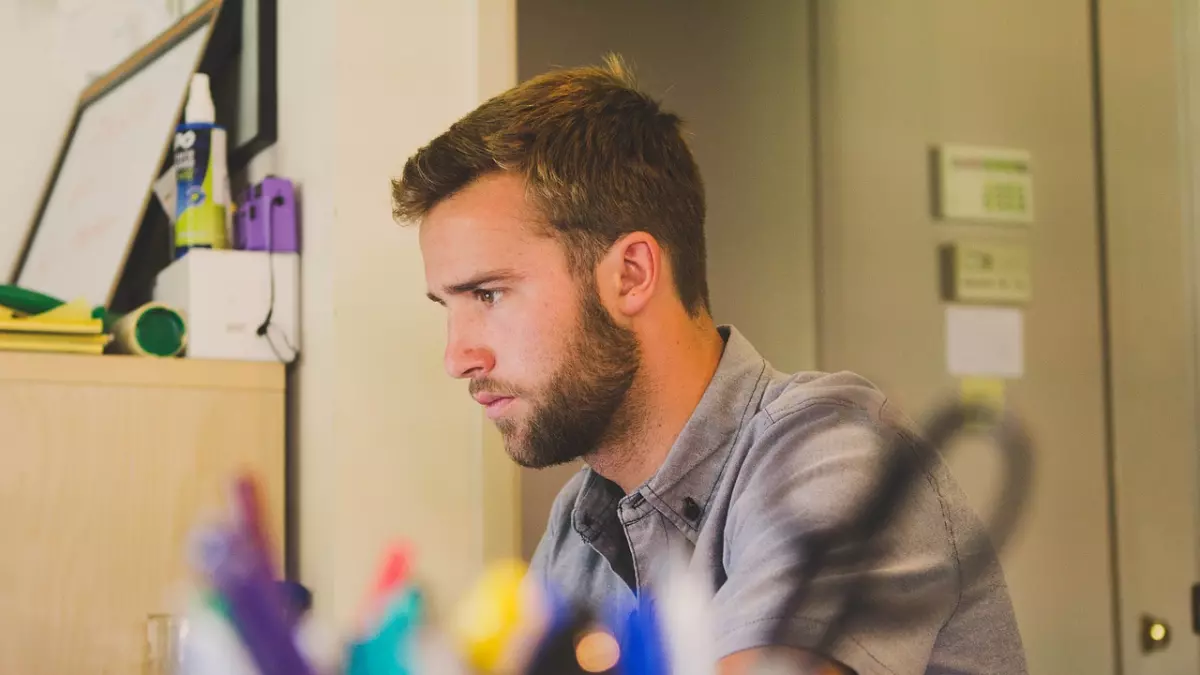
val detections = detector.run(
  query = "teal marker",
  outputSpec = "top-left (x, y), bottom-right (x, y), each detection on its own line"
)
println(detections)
top-left (346, 586), bottom-right (424, 675)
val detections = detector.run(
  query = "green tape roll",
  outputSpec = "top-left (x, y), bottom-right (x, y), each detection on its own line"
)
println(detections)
top-left (111, 302), bottom-right (187, 357)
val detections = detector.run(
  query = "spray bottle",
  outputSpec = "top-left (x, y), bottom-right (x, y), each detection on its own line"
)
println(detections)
top-left (173, 73), bottom-right (230, 258)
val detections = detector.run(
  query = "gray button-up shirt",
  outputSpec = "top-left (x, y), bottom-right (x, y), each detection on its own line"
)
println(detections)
top-left (529, 326), bottom-right (1027, 674)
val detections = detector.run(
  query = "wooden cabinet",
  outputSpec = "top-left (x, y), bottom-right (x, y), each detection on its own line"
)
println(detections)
top-left (0, 351), bottom-right (286, 675)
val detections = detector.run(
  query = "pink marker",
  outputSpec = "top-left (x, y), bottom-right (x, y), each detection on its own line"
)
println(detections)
top-left (230, 473), bottom-right (276, 578)
top-left (357, 542), bottom-right (413, 632)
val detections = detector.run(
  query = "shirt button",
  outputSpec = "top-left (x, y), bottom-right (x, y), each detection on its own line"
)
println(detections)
top-left (682, 497), bottom-right (702, 522)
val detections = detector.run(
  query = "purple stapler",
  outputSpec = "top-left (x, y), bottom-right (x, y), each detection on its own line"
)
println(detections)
top-left (236, 176), bottom-right (299, 252)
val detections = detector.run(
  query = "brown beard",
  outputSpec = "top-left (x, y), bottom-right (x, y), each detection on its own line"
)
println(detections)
top-left (473, 284), bottom-right (641, 469)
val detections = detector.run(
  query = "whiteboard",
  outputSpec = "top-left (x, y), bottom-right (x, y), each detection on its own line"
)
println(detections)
top-left (17, 22), bottom-right (211, 307)
top-left (35, 0), bottom-right (206, 87)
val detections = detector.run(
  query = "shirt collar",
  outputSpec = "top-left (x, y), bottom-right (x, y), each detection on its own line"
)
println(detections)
top-left (572, 325), bottom-right (769, 543)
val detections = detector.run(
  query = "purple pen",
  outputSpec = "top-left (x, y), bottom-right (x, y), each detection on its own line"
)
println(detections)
top-left (192, 527), bottom-right (316, 675)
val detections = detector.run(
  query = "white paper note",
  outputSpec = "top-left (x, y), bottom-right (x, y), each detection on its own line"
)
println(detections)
top-left (945, 306), bottom-right (1024, 378)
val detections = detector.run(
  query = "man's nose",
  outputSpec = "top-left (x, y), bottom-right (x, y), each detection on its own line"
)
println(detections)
top-left (444, 322), bottom-right (494, 379)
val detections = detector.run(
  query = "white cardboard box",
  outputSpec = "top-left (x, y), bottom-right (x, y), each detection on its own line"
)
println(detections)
top-left (153, 249), bottom-right (300, 362)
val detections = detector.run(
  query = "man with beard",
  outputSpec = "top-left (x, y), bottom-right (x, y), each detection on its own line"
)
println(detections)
top-left (393, 57), bottom-right (1028, 675)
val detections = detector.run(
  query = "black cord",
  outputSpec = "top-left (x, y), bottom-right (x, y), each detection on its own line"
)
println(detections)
top-left (768, 400), bottom-right (1034, 654)
top-left (255, 194), bottom-right (298, 363)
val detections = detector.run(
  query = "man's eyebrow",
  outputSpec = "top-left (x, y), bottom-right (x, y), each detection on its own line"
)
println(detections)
top-left (426, 269), bottom-right (522, 304)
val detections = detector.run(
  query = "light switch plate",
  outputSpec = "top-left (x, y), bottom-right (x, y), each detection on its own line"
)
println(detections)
top-left (940, 240), bottom-right (1032, 304)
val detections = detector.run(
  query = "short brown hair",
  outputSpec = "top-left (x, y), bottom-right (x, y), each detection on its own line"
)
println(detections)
top-left (392, 54), bottom-right (709, 316)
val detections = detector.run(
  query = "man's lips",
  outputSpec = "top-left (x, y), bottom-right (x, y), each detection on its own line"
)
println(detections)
top-left (473, 392), bottom-right (516, 419)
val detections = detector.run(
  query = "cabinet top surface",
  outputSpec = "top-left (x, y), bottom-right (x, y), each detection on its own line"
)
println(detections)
top-left (0, 351), bottom-right (285, 391)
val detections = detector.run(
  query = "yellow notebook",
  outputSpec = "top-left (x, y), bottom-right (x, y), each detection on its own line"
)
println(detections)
top-left (0, 331), bottom-right (110, 354)
top-left (0, 299), bottom-right (103, 335)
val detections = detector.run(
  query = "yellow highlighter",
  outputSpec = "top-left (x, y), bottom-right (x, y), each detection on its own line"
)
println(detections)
top-left (450, 559), bottom-right (550, 674)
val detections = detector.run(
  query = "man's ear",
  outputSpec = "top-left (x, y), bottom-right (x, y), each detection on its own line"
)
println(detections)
top-left (599, 232), bottom-right (661, 318)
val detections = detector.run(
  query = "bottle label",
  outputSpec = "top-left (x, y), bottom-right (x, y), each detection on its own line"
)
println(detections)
top-left (173, 123), bottom-right (228, 253)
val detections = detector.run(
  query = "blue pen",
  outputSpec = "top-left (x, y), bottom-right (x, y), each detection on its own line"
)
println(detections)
top-left (617, 596), bottom-right (669, 675)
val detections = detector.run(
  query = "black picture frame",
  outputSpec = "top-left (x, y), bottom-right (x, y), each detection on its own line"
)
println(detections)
top-left (202, 0), bottom-right (277, 172)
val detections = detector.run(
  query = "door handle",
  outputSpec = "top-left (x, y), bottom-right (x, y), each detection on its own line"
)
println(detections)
top-left (1142, 614), bottom-right (1171, 653)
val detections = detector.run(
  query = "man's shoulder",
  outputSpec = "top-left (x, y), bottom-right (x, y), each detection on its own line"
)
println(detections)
top-left (722, 369), bottom-right (914, 525)
top-left (734, 368), bottom-right (918, 474)
top-left (718, 367), bottom-right (1027, 672)
top-left (757, 368), bottom-right (899, 428)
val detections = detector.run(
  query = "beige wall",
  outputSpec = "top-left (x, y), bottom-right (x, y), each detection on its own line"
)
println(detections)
top-left (251, 0), bottom-right (520, 628)
top-left (815, 2), bottom-right (1114, 673)
top-left (1099, 1), bottom-right (1199, 672)
top-left (515, 0), bottom-right (817, 560)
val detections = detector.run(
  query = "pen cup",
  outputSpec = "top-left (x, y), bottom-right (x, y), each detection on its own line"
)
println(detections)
top-left (144, 613), bottom-right (186, 675)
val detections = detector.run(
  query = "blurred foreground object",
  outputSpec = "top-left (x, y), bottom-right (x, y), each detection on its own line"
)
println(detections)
top-left (172, 397), bottom-right (1033, 674)
top-left (768, 400), bottom-right (1034, 656)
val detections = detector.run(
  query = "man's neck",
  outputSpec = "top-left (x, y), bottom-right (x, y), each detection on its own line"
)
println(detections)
top-left (587, 316), bottom-right (726, 493)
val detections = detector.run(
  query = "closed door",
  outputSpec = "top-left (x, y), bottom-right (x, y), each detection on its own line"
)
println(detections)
top-left (1100, 1), bottom-right (1200, 673)
top-left (814, 3), bottom-right (1115, 673)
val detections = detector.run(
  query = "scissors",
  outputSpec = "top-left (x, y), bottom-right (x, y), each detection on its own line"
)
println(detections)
top-left (767, 399), bottom-right (1035, 656)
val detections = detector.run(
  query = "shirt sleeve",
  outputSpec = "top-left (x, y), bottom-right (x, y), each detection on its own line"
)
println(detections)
top-left (711, 403), bottom-right (962, 675)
